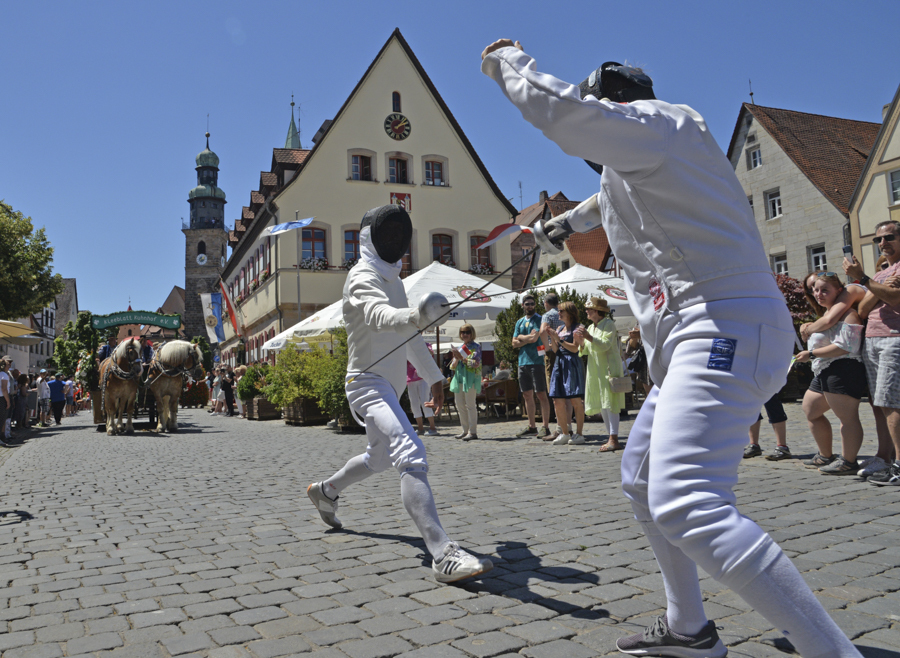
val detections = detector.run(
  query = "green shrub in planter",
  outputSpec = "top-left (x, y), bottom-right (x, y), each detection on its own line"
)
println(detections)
top-left (306, 328), bottom-right (352, 422)
top-left (180, 380), bottom-right (209, 407)
top-left (263, 345), bottom-right (317, 407)
top-left (236, 364), bottom-right (268, 402)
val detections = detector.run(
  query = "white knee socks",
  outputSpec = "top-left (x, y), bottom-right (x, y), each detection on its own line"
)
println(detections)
top-left (323, 454), bottom-right (372, 499)
top-left (640, 521), bottom-right (709, 636)
top-left (728, 552), bottom-right (860, 657)
top-left (400, 471), bottom-right (451, 560)
top-left (601, 409), bottom-right (620, 435)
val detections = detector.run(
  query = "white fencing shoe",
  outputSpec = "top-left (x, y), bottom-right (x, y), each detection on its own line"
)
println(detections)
top-left (432, 542), bottom-right (493, 584)
top-left (307, 482), bottom-right (342, 529)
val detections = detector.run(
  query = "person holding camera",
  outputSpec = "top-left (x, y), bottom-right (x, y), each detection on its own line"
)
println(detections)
top-left (580, 297), bottom-right (626, 451)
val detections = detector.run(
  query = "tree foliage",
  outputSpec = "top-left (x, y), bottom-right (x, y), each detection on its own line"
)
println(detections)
top-left (236, 363), bottom-right (268, 401)
top-left (54, 311), bottom-right (99, 387)
top-left (531, 262), bottom-right (560, 287)
top-left (263, 344), bottom-right (318, 407)
top-left (0, 200), bottom-right (65, 319)
top-left (190, 335), bottom-right (214, 372)
top-left (307, 328), bottom-right (351, 420)
top-left (776, 273), bottom-right (815, 327)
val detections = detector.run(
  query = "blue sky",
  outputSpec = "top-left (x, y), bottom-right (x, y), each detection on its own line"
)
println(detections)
top-left (2, 0), bottom-right (897, 315)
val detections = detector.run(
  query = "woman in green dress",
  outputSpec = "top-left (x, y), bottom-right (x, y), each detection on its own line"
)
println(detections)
top-left (449, 323), bottom-right (482, 441)
top-left (579, 297), bottom-right (626, 452)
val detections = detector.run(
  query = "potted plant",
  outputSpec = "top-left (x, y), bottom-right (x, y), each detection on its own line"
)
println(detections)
top-left (299, 256), bottom-right (329, 271)
top-left (263, 345), bottom-right (328, 425)
top-left (306, 328), bottom-right (358, 431)
top-left (237, 364), bottom-right (280, 420)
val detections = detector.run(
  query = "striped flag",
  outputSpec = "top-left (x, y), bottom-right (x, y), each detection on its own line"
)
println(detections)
top-left (219, 280), bottom-right (242, 336)
top-left (474, 223), bottom-right (532, 251)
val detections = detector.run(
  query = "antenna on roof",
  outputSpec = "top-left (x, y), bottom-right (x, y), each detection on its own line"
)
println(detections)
top-left (748, 79), bottom-right (755, 105)
top-left (518, 181), bottom-right (523, 210)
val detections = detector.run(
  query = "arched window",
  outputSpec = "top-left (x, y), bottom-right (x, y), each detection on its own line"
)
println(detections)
top-left (302, 228), bottom-right (326, 260)
top-left (197, 241), bottom-right (206, 256)
top-left (432, 234), bottom-right (453, 265)
top-left (392, 91), bottom-right (401, 112)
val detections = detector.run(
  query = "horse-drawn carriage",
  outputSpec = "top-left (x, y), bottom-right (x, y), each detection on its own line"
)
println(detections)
top-left (90, 311), bottom-right (205, 435)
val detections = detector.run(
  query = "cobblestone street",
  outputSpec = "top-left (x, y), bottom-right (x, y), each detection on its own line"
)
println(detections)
top-left (0, 403), bottom-right (898, 658)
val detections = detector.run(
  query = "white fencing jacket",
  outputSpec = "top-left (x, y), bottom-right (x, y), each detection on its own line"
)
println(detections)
top-left (344, 261), bottom-right (443, 398)
top-left (482, 47), bottom-right (782, 351)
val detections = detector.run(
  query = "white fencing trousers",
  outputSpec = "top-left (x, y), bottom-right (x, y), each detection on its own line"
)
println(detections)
top-left (407, 379), bottom-right (434, 420)
top-left (454, 388), bottom-right (478, 434)
top-left (621, 298), bottom-right (796, 588)
top-left (346, 374), bottom-right (428, 475)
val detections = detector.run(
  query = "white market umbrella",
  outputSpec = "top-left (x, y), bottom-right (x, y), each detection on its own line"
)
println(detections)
top-left (291, 299), bottom-right (344, 339)
top-left (529, 264), bottom-right (632, 316)
top-left (402, 261), bottom-right (516, 322)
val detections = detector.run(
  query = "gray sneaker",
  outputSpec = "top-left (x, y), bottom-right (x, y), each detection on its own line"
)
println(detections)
top-left (537, 426), bottom-right (551, 439)
top-left (516, 425), bottom-right (538, 437)
top-left (819, 456), bottom-right (860, 475)
top-left (743, 443), bottom-right (762, 458)
top-left (307, 482), bottom-right (342, 529)
top-left (868, 461), bottom-right (900, 486)
top-left (616, 615), bottom-right (726, 657)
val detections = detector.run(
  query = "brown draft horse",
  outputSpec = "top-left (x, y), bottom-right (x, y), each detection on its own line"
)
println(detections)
top-left (148, 340), bottom-right (204, 432)
top-left (98, 337), bottom-right (144, 435)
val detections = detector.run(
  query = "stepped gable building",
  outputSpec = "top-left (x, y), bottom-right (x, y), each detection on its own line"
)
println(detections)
top-left (219, 29), bottom-right (517, 367)
top-left (182, 133), bottom-right (228, 340)
top-left (727, 103), bottom-right (880, 279)
top-left (848, 84), bottom-right (900, 273)
top-left (512, 191), bottom-right (614, 289)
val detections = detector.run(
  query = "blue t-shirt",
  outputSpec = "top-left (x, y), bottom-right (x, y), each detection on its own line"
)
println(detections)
top-left (514, 313), bottom-right (544, 366)
top-left (47, 379), bottom-right (66, 402)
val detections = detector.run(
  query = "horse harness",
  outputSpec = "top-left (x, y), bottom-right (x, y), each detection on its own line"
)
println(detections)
top-left (100, 341), bottom-right (143, 411)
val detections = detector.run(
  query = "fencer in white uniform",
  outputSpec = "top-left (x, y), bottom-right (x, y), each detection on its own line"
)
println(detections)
top-left (483, 41), bottom-right (860, 657)
top-left (307, 205), bottom-right (493, 584)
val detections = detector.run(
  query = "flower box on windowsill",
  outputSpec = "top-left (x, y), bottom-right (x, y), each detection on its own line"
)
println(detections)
top-left (341, 258), bottom-right (359, 270)
top-left (470, 264), bottom-right (494, 275)
top-left (299, 257), bottom-right (329, 271)
top-left (422, 181), bottom-right (450, 187)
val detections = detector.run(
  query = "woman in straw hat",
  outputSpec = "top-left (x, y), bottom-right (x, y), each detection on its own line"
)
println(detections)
top-left (579, 297), bottom-right (626, 451)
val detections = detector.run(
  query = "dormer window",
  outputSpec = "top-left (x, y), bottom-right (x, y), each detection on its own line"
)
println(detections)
top-left (392, 91), bottom-right (401, 112)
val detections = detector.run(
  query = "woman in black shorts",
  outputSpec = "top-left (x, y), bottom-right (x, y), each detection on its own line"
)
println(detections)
top-left (795, 272), bottom-right (866, 474)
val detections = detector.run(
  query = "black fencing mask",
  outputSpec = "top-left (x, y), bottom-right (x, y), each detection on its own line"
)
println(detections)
top-left (578, 61), bottom-right (655, 176)
top-left (360, 204), bottom-right (413, 264)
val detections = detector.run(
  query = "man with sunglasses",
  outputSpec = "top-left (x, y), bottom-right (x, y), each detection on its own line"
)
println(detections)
top-left (512, 294), bottom-right (551, 438)
top-left (845, 220), bottom-right (900, 486)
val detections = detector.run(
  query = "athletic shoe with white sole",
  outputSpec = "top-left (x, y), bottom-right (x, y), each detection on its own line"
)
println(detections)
top-left (868, 461), bottom-right (900, 486)
top-left (425, 429), bottom-right (439, 436)
top-left (568, 433), bottom-right (586, 445)
top-left (432, 542), bottom-right (493, 583)
top-left (616, 615), bottom-right (727, 657)
top-left (552, 433), bottom-right (571, 445)
top-left (306, 482), bottom-right (342, 528)
top-left (858, 456), bottom-right (889, 478)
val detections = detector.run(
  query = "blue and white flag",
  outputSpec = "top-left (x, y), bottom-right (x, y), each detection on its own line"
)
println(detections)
top-left (266, 217), bottom-right (314, 236)
top-left (200, 292), bottom-right (227, 344)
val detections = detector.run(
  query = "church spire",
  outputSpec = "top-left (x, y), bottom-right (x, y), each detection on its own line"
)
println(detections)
top-left (285, 95), bottom-right (301, 149)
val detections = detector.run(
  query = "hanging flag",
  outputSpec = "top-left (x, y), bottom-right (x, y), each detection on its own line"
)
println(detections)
top-left (219, 280), bottom-right (241, 336)
top-left (265, 217), bottom-right (314, 236)
top-left (200, 293), bottom-right (227, 344)
top-left (475, 223), bottom-right (532, 251)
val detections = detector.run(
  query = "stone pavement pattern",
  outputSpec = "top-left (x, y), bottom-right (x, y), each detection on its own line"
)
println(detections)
top-left (0, 404), bottom-right (898, 658)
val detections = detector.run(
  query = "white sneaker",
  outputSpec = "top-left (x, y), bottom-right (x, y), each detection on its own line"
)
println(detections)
top-left (306, 482), bottom-right (342, 529)
top-left (432, 542), bottom-right (493, 583)
top-left (858, 456), bottom-right (889, 477)
top-left (568, 434), bottom-right (586, 445)
top-left (326, 419), bottom-right (337, 429)
top-left (552, 433), bottom-right (571, 445)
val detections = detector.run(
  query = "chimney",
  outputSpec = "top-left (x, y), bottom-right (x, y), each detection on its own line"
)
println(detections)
top-left (539, 190), bottom-right (548, 203)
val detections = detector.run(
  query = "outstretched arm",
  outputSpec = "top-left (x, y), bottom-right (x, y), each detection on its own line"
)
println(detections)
top-left (799, 285), bottom-right (865, 340)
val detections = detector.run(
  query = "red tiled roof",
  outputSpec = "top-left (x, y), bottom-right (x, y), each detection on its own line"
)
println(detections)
top-left (514, 201), bottom-right (544, 227)
top-left (260, 172), bottom-right (277, 188)
top-left (242, 207), bottom-right (254, 220)
top-left (739, 104), bottom-right (880, 217)
top-left (250, 191), bottom-right (265, 205)
top-left (272, 148), bottom-right (310, 165)
top-left (566, 226), bottom-right (611, 271)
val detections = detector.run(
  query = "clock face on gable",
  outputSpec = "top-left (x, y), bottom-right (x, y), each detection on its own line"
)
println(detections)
top-left (384, 113), bottom-right (411, 140)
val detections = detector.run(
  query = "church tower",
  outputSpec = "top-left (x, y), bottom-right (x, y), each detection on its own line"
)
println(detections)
top-left (183, 132), bottom-right (228, 340)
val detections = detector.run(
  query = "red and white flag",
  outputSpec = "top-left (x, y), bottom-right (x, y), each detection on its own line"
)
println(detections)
top-left (219, 280), bottom-right (242, 336)
top-left (474, 223), bottom-right (531, 251)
